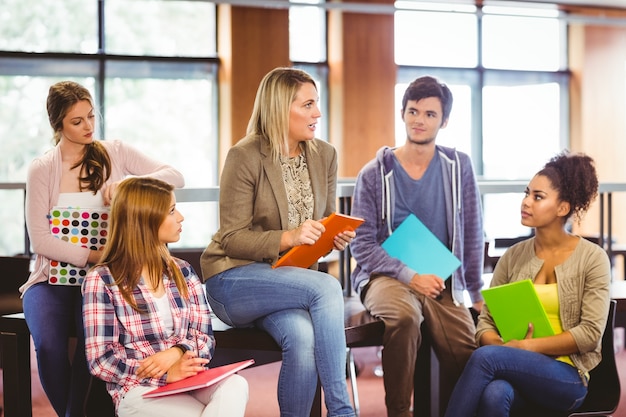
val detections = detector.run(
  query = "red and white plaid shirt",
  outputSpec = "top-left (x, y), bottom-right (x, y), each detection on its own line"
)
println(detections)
top-left (82, 258), bottom-right (214, 408)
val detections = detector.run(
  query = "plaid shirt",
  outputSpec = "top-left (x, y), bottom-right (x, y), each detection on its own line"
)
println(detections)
top-left (82, 258), bottom-right (214, 408)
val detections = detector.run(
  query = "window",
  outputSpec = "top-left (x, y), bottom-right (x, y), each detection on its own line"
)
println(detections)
top-left (0, 70), bottom-right (99, 256)
top-left (289, 0), bottom-right (326, 63)
top-left (394, 2), bottom-right (568, 240)
top-left (394, 2), bottom-right (478, 68)
top-left (482, 5), bottom-right (564, 71)
top-left (0, 0), bottom-right (98, 53)
top-left (290, 0), bottom-right (329, 143)
top-left (0, 0), bottom-right (218, 255)
top-left (103, 62), bottom-right (218, 188)
top-left (105, 0), bottom-right (217, 57)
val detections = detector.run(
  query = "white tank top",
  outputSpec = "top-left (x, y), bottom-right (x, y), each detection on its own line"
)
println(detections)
top-left (153, 292), bottom-right (174, 337)
top-left (57, 191), bottom-right (105, 208)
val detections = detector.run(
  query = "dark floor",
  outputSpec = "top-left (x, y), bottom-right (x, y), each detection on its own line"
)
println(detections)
top-left (0, 343), bottom-right (386, 417)
top-left (2, 342), bottom-right (626, 417)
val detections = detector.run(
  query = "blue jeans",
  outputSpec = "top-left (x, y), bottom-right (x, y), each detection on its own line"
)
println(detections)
top-left (205, 262), bottom-right (355, 417)
top-left (23, 282), bottom-right (90, 417)
top-left (444, 345), bottom-right (588, 417)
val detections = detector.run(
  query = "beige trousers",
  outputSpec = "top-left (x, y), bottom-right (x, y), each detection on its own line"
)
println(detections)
top-left (362, 276), bottom-right (477, 417)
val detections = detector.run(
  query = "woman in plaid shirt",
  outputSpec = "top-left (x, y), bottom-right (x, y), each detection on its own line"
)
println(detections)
top-left (82, 177), bottom-right (249, 416)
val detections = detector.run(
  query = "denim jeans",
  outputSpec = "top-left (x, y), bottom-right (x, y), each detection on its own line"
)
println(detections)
top-left (444, 345), bottom-right (588, 417)
top-left (205, 262), bottom-right (355, 417)
top-left (22, 282), bottom-right (90, 417)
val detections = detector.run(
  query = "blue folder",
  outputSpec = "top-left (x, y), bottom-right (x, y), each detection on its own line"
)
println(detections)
top-left (382, 213), bottom-right (461, 279)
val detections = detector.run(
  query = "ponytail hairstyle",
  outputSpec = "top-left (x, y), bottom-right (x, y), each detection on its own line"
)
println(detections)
top-left (537, 150), bottom-right (598, 224)
top-left (98, 177), bottom-right (188, 312)
top-left (47, 81), bottom-right (111, 193)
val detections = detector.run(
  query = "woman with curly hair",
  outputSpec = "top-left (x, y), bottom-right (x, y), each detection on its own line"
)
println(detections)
top-left (444, 151), bottom-right (611, 417)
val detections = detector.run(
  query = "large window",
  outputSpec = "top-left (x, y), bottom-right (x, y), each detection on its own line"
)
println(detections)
top-left (0, 0), bottom-right (573, 255)
top-left (0, 0), bottom-right (218, 255)
top-left (0, 0), bottom-right (330, 257)
top-left (289, 0), bottom-right (326, 63)
top-left (394, 2), bottom-right (568, 240)
top-left (290, 0), bottom-right (329, 142)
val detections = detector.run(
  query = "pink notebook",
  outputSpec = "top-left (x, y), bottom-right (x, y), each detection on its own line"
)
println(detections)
top-left (143, 359), bottom-right (255, 398)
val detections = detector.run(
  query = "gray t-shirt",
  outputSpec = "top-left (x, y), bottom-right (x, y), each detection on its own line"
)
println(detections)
top-left (392, 152), bottom-right (449, 248)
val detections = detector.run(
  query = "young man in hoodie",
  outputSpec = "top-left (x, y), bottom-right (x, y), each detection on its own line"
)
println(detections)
top-left (350, 76), bottom-right (485, 417)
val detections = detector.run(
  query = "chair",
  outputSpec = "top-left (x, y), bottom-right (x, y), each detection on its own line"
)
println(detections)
top-left (0, 255), bottom-right (30, 315)
top-left (484, 241), bottom-right (500, 273)
top-left (343, 296), bottom-right (385, 416)
top-left (568, 299), bottom-right (620, 416)
top-left (493, 233), bottom-right (534, 249)
top-left (84, 376), bottom-right (116, 417)
top-left (0, 255), bottom-right (30, 368)
top-left (514, 299), bottom-right (620, 417)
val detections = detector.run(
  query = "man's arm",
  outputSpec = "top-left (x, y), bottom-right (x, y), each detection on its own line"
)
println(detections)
top-left (460, 154), bottom-right (485, 306)
top-left (350, 166), bottom-right (415, 286)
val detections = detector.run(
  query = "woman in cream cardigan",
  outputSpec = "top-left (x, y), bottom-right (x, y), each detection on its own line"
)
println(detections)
top-left (444, 151), bottom-right (610, 417)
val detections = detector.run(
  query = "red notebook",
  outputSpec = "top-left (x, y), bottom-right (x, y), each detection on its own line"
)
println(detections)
top-left (273, 213), bottom-right (365, 269)
top-left (143, 359), bottom-right (254, 398)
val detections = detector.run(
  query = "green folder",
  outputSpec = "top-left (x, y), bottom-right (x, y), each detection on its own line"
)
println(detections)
top-left (481, 279), bottom-right (555, 342)
top-left (381, 213), bottom-right (461, 279)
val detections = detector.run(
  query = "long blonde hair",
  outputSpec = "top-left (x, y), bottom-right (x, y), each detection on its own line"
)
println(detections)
top-left (47, 81), bottom-right (111, 193)
top-left (98, 177), bottom-right (187, 311)
top-left (246, 67), bottom-right (318, 162)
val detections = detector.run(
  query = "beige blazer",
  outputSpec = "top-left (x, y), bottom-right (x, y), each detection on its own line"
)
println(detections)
top-left (201, 135), bottom-right (337, 281)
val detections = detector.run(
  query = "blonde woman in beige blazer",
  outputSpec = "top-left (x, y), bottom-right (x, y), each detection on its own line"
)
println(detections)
top-left (201, 67), bottom-right (356, 417)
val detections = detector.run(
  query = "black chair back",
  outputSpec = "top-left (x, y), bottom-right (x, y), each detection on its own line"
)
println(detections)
top-left (0, 255), bottom-right (30, 315)
top-left (511, 300), bottom-right (620, 417)
top-left (569, 299), bottom-right (620, 416)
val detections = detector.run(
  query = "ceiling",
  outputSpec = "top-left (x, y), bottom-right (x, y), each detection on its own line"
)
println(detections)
top-left (515, 0), bottom-right (626, 8)
top-left (219, 0), bottom-right (626, 13)
top-left (431, 0), bottom-right (626, 9)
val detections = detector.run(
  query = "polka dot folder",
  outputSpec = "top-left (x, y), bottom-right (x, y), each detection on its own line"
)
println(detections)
top-left (48, 207), bottom-right (110, 286)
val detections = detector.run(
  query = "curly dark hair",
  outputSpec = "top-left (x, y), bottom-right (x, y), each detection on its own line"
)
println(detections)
top-left (537, 150), bottom-right (598, 223)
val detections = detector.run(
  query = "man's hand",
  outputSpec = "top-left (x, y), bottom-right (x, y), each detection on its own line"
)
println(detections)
top-left (472, 300), bottom-right (484, 314)
top-left (408, 273), bottom-right (445, 299)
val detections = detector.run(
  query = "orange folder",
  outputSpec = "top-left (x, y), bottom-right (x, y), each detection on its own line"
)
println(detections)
top-left (143, 359), bottom-right (255, 398)
top-left (273, 213), bottom-right (365, 269)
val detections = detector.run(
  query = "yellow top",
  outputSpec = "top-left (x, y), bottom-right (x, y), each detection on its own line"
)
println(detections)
top-left (534, 283), bottom-right (575, 368)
